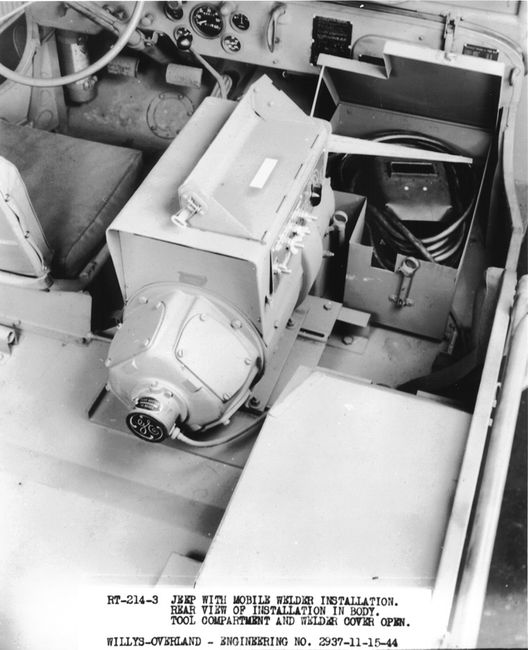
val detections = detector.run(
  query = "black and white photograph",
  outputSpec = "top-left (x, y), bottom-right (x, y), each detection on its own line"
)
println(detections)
top-left (0, 0), bottom-right (526, 647)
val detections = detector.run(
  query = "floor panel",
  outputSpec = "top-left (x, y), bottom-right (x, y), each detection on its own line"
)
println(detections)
top-left (0, 331), bottom-right (242, 650)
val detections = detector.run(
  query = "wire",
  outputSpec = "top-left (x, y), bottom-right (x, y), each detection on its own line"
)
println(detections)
top-left (174, 413), bottom-right (266, 448)
top-left (191, 49), bottom-right (228, 100)
top-left (211, 74), bottom-right (233, 98)
top-left (350, 132), bottom-right (476, 270)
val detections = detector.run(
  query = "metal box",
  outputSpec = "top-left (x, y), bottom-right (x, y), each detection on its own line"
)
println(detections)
top-left (317, 41), bottom-right (504, 338)
top-left (107, 76), bottom-right (332, 348)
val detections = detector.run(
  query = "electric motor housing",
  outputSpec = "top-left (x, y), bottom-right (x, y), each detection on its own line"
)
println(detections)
top-left (107, 284), bottom-right (265, 441)
top-left (105, 76), bottom-right (334, 440)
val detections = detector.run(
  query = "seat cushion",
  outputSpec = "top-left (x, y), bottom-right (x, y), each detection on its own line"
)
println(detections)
top-left (0, 122), bottom-right (142, 279)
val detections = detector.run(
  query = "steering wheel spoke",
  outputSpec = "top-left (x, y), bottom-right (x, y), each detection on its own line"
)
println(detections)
top-left (0, 0), bottom-right (145, 87)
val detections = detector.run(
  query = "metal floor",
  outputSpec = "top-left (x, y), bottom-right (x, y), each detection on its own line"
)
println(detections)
top-left (0, 332), bottom-right (246, 650)
top-left (0, 324), bottom-right (525, 648)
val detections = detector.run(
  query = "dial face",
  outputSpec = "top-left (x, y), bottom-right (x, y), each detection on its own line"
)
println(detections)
top-left (231, 12), bottom-right (250, 31)
top-left (222, 34), bottom-right (241, 53)
top-left (175, 26), bottom-right (192, 39)
top-left (190, 4), bottom-right (224, 38)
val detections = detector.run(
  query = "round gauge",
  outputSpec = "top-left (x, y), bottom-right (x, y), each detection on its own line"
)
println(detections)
top-left (174, 26), bottom-right (193, 49)
top-left (222, 34), bottom-right (241, 53)
top-left (231, 12), bottom-right (250, 31)
top-left (190, 4), bottom-right (224, 38)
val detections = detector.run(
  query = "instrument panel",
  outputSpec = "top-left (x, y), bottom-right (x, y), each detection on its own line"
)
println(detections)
top-left (28, 1), bottom-right (522, 82)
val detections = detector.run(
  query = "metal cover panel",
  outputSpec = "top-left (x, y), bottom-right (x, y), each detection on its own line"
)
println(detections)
top-left (179, 76), bottom-right (329, 241)
top-left (197, 368), bottom-right (471, 587)
top-left (178, 313), bottom-right (255, 399)
top-left (210, 120), bottom-right (323, 239)
top-left (325, 40), bottom-right (503, 129)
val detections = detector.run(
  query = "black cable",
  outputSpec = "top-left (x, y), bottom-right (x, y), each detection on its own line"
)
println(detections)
top-left (353, 133), bottom-right (477, 270)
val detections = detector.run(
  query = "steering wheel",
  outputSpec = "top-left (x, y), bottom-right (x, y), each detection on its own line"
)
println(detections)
top-left (0, 1), bottom-right (145, 87)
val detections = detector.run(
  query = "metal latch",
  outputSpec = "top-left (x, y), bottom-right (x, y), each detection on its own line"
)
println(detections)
top-left (443, 12), bottom-right (460, 53)
top-left (390, 257), bottom-right (420, 307)
top-left (171, 193), bottom-right (204, 227)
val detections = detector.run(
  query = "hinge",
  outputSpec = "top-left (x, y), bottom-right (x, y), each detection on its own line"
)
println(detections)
top-left (443, 12), bottom-right (460, 53)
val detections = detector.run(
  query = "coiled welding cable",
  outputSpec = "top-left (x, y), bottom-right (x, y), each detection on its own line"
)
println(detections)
top-left (363, 133), bottom-right (476, 269)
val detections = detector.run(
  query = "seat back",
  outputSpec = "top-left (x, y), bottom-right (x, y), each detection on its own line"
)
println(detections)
top-left (0, 156), bottom-right (52, 279)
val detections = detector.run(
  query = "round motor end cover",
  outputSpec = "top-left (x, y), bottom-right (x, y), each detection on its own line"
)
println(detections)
top-left (107, 284), bottom-right (264, 432)
top-left (126, 411), bottom-right (168, 442)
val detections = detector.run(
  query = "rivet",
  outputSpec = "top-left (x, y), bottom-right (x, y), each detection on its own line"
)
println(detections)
top-left (199, 313), bottom-right (207, 321)
top-left (222, 393), bottom-right (231, 401)
top-left (244, 358), bottom-right (252, 365)
top-left (231, 319), bottom-right (242, 329)
top-left (323, 302), bottom-right (333, 311)
top-left (176, 349), bottom-right (184, 358)
top-left (342, 336), bottom-right (354, 346)
top-left (143, 338), bottom-right (150, 347)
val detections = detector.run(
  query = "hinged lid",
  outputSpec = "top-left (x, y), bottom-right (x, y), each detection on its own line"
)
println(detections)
top-left (176, 75), bottom-right (330, 242)
top-left (318, 40), bottom-right (504, 129)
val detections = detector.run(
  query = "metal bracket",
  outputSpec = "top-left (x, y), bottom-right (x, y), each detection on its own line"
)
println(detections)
top-left (443, 12), bottom-right (460, 54)
top-left (390, 257), bottom-right (420, 308)
top-left (0, 324), bottom-right (17, 363)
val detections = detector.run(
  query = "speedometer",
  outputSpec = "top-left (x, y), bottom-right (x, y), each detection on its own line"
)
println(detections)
top-left (190, 4), bottom-right (224, 38)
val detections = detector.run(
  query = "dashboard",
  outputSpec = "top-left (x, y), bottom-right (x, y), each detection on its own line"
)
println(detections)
top-left (28, 1), bottom-right (523, 82)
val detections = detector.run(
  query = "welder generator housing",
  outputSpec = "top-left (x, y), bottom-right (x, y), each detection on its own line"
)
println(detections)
top-left (106, 76), bottom-right (334, 440)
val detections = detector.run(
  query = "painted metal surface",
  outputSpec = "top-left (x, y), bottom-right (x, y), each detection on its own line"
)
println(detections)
top-left (197, 368), bottom-right (471, 591)
top-left (0, 3), bottom-right (525, 647)
top-left (0, 331), bottom-right (242, 649)
top-left (0, 283), bottom-right (92, 340)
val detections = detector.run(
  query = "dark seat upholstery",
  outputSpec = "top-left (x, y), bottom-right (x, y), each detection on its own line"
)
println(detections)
top-left (0, 122), bottom-right (142, 279)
